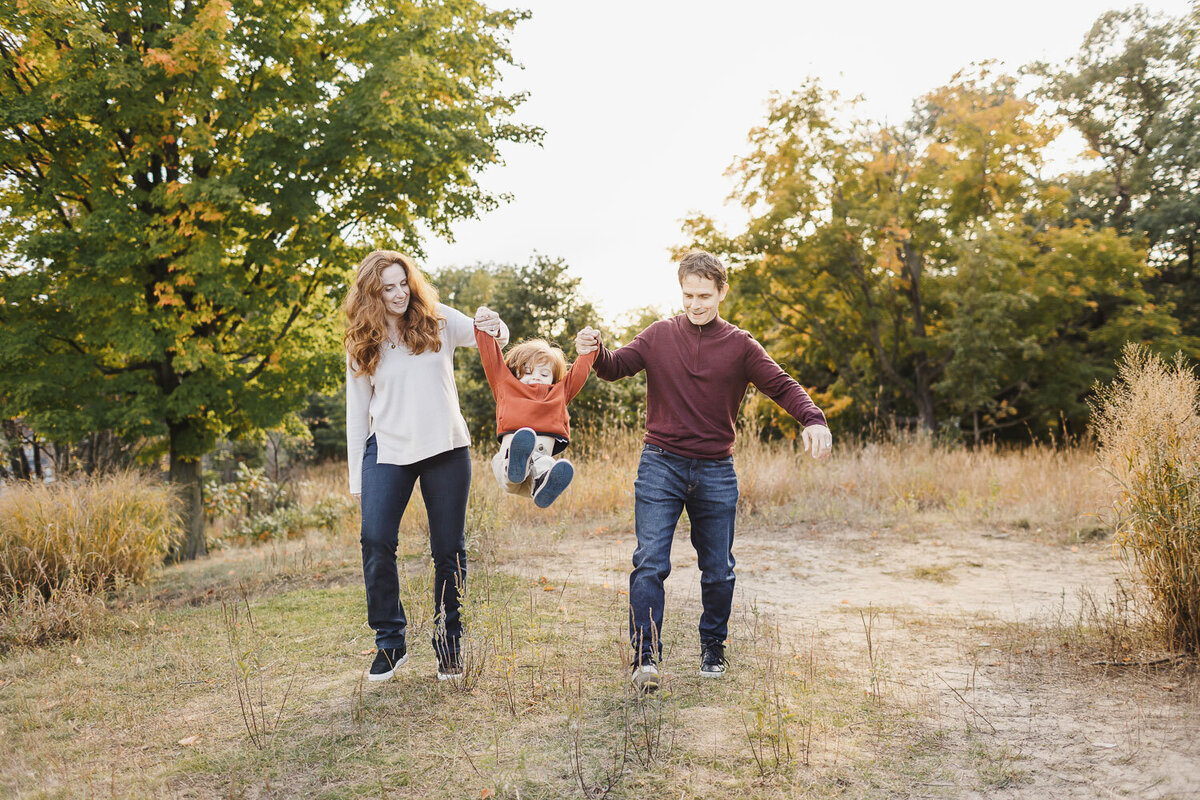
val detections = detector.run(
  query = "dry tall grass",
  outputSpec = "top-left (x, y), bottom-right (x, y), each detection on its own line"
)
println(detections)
top-left (1093, 345), bottom-right (1200, 653)
top-left (302, 425), bottom-right (1106, 552)
top-left (0, 471), bottom-right (179, 646)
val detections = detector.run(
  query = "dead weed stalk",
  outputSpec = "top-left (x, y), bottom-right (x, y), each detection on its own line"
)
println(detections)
top-left (220, 589), bottom-right (296, 750)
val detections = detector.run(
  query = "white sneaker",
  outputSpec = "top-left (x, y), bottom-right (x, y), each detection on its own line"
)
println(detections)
top-left (630, 663), bottom-right (660, 694)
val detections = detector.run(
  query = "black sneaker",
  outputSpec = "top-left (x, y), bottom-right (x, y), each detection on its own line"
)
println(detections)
top-left (630, 661), bottom-right (660, 694)
top-left (700, 642), bottom-right (727, 678)
top-left (436, 650), bottom-right (463, 681)
top-left (368, 646), bottom-right (407, 682)
top-left (533, 459), bottom-right (574, 509)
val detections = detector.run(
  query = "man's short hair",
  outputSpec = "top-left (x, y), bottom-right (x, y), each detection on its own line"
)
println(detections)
top-left (677, 250), bottom-right (728, 290)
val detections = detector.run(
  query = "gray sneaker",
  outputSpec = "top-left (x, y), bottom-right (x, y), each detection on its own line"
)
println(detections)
top-left (533, 459), bottom-right (574, 508)
top-left (507, 428), bottom-right (537, 483)
top-left (631, 663), bottom-right (660, 694)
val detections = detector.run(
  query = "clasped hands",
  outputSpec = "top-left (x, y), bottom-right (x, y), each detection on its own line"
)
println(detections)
top-left (575, 326), bottom-right (600, 355)
top-left (473, 306), bottom-right (503, 338)
top-left (475, 308), bottom-right (599, 357)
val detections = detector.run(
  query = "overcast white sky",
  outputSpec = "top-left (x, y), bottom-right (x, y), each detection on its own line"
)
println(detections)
top-left (421, 0), bottom-right (1195, 321)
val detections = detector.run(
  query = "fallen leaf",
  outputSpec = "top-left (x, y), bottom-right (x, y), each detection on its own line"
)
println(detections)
top-left (177, 735), bottom-right (201, 747)
top-left (1071, 545), bottom-right (1080, 553)
top-left (360, 648), bottom-right (376, 656)
top-left (71, 655), bottom-right (84, 666)
top-left (481, 789), bottom-right (495, 799)
top-left (542, 585), bottom-right (556, 592)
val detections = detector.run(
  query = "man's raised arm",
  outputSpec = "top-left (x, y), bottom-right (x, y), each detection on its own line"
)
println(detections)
top-left (576, 326), bottom-right (649, 381)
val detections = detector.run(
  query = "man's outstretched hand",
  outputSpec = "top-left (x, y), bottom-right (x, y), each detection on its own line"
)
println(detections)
top-left (802, 424), bottom-right (832, 460)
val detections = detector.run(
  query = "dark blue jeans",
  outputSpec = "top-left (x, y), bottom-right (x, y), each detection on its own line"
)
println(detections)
top-left (629, 443), bottom-right (739, 664)
top-left (360, 436), bottom-right (470, 656)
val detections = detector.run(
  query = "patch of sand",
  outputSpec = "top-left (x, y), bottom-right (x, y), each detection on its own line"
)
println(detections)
top-left (506, 519), bottom-right (1200, 798)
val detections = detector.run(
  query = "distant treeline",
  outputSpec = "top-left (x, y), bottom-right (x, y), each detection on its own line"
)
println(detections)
top-left (3, 4), bottom-right (1199, 498)
top-left (687, 7), bottom-right (1200, 443)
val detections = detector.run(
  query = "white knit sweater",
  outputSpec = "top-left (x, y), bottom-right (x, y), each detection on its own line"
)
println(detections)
top-left (345, 304), bottom-right (506, 494)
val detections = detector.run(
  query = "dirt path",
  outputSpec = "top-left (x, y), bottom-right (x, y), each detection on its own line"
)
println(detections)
top-left (502, 519), bottom-right (1200, 799)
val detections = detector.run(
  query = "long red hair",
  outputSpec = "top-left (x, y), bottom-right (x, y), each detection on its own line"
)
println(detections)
top-left (344, 250), bottom-right (443, 376)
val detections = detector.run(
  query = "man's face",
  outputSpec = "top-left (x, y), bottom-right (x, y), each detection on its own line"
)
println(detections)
top-left (680, 274), bottom-right (729, 327)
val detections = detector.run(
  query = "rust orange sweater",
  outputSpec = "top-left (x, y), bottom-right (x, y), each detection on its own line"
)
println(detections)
top-left (476, 329), bottom-right (596, 452)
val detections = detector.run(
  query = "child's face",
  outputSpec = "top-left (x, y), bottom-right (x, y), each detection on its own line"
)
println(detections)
top-left (519, 358), bottom-right (556, 386)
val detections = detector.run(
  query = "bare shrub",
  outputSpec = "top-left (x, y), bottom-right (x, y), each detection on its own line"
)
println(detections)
top-left (221, 590), bottom-right (296, 750)
top-left (1092, 344), bottom-right (1200, 653)
top-left (0, 576), bottom-right (106, 647)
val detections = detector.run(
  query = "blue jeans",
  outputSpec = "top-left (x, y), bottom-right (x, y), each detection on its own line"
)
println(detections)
top-left (360, 436), bottom-right (470, 656)
top-left (629, 443), bottom-right (739, 664)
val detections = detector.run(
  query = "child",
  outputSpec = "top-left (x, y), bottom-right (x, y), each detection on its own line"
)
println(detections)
top-left (474, 312), bottom-right (597, 508)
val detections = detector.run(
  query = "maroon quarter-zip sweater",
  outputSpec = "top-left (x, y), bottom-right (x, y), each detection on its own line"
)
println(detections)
top-left (592, 314), bottom-right (827, 459)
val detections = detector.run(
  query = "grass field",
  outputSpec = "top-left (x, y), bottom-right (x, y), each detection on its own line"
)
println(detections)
top-left (1, 433), bottom-right (1196, 799)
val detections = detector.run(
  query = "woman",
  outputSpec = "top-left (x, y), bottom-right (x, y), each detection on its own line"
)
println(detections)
top-left (344, 250), bottom-right (507, 682)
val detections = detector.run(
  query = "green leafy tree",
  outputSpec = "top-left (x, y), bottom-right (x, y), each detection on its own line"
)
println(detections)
top-left (690, 68), bottom-right (1178, 440)
top-left (1033, 6), bottom-right (1200, 334)
top-left (695, 70), bottom-right (1055, 433)
top-left (0, 0), bottom-right (537, 558)
top-left (301, 388), bottom-right (346, 463)
top-left (936, 223), bottom-right (1179, 441)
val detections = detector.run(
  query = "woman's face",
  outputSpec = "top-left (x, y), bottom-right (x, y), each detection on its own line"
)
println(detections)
top-left (379, 263), bottom-right (410, 318)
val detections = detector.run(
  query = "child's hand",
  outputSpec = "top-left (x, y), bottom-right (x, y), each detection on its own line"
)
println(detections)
top-left (575, 326), bottom-right (600, 355)
top-left (474, 306), bottom-right (503, 338)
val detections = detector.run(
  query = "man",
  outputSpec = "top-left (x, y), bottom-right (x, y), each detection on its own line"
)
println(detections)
top-left (576, 250), bottom-right (832, 693)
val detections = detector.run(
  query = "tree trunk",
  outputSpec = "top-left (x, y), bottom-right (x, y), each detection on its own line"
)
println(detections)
top-left (168, 429), bottom-right (207, 562)
top-left (32, 436), bottom-right (43, 481)
top-left (903, 241), bottom-right (939, 434)
top-left (3, 419), bottom-right (31, 480)
top-left (914, 377), bottom-right (939, 434)
top-left (54, 441), bottom-right (70, 477)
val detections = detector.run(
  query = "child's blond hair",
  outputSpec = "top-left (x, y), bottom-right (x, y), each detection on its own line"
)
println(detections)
top-left (504, 339), bottom-right (569, 382)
